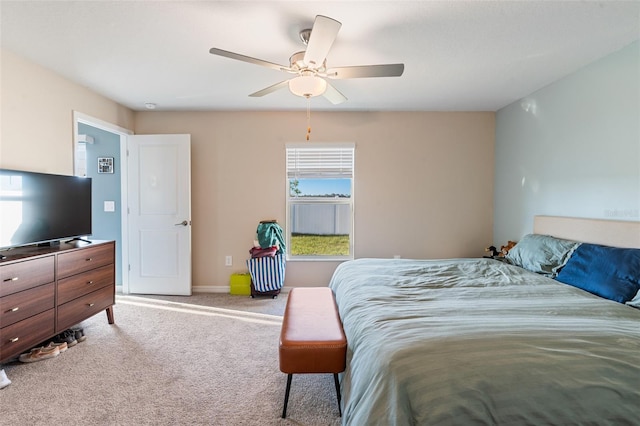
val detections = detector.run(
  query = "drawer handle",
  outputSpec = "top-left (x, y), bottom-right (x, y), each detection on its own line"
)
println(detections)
top-left (9, 307), bottom-right (19, 312)
top-left (85, 258), bottom-right (93, 262)
top-left (9, 337), bottom-right (19, 343)
top-left (3, 277), bottom-right (18, 282)
top-left (88, 303), bottom-right (95, 307)
top-left (87, 280), bottom-right (94, 285)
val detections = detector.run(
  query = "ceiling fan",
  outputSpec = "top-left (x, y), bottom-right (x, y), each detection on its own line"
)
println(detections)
top-left (209, 15), bottom-right (404, 105)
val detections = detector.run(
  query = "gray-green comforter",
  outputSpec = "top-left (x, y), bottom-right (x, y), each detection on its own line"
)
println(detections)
top-left (328, 258), bottom-right (640, 425)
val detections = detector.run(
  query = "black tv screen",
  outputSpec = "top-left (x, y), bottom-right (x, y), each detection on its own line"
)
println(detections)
top-left (0, 169), bottom-right (92, 249)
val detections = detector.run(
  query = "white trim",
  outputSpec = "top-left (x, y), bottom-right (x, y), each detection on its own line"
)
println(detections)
top-left (72, 111), bottom-right (133, 293)
top-left (192, 285), bottom-right (230, 294)
top-left (73, 111), bottom-right (133, 135)
top-left (285, 142), bottom-right (355, 149)
top-left (192, 285), bottom-right (293, 294)
top-left (285, 142), bottom-right (355, 261)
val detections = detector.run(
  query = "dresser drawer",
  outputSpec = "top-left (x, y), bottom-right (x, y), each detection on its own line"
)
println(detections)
top-left (57, 264), bottom-right (114, 305)
top-left (57, 242), bottom-right (114, 278)
top-left (57, 284), bottom-right (114, 332)
top-left (0, 256), bottom-right (55, 297)
top-left (0, 282), bottom-right (55, 327)
top-left (1, 308), bottom-right (55, 362)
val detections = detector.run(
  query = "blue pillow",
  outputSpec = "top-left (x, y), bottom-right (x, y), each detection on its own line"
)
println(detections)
top-left (555, 243), bottom-right (640, 303)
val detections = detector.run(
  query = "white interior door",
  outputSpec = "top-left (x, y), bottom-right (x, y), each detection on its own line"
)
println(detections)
top-left (127, 134), bottom-right (191, 295)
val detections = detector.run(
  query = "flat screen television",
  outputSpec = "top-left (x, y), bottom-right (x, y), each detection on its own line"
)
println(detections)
top-left (0, 169), bottom-right (92, 250)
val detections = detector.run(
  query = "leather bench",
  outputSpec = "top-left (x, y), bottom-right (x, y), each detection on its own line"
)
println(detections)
top-left (279, 287), bottom-right (347, 418)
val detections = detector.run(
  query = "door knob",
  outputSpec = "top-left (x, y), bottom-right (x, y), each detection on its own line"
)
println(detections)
top-left (174, 220), bottom-right (189, 226)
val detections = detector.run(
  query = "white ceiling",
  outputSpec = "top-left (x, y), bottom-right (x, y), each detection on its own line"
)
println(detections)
top-left (1, 1), bottom-right (639, 112)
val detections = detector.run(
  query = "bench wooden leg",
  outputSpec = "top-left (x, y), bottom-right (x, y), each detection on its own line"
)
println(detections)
top-left (282, 373), bottom-right (293, 418)
top-left (334, 373), bottom-right (342, 417)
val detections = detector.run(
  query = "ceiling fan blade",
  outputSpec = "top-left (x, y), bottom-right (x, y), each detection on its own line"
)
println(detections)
top-left (303, 15), bottom-right (342, 69)
top-left (322, 82), bottom-right (347, 105)
top-left (249, 80), bottom-right (290, 97)
top-left (326, 63), bottom-right (405, 79)
top-left (209, 48), bottom-right (288, 72)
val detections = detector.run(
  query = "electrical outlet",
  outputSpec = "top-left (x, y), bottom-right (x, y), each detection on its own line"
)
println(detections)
top-left (225, 255), bottom-right (232, 266)
top-left (393, 255), bottom-right (401, 259)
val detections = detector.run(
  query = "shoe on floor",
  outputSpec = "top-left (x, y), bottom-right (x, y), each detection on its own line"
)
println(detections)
top-left (52, 329), bottom-right (77, 347)
top-left (47, 341), bottom-right (68, 353)
top-left (19, 345), bottom-right (60, 363)
top-left (34, 340), bottom-right (68, 353)
top-left (71, 326), bottom-right (87, 343)
top-left (0, 369), bottom-right (10, 389)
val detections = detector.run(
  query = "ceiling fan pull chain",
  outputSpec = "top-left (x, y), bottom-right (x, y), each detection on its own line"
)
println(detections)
top-left (306, 97), bottom-right (311, 141)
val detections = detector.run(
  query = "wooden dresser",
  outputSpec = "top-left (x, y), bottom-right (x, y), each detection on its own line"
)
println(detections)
top-left (0, 240), bottom-right (115, 362)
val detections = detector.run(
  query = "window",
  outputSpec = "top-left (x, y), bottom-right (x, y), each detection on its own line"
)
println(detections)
top-left (286, 143), bottom-right (354, 260)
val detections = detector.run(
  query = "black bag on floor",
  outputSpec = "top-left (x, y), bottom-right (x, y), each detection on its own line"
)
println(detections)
top-left (250, 280), bottom-right (281, 299)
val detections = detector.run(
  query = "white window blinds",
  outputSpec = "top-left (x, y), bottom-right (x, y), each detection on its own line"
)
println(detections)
top-left (286, 143), bottom-right (355, 179)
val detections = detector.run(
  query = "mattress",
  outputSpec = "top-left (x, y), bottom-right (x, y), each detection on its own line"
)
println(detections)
top-left (328, 258), bottom-right (640, 425)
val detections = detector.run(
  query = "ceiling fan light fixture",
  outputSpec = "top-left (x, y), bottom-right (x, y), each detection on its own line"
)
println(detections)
top-left (289, 75), bottom-right (327, 98)
top-left (209, 15), bottom-right (402, 105)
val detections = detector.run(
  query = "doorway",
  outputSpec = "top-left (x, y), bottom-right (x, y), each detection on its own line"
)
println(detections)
top-left (73, 112), bottom-right (192, 296)
top-left (73, 111), bottom-right (132, 292)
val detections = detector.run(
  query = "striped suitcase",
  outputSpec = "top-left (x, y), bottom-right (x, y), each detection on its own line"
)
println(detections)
top-left (246, 254), bottom-right (285, 298)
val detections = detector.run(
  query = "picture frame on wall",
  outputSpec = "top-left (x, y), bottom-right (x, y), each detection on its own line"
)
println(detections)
top-left (98, 157), bottom-right (114, 174)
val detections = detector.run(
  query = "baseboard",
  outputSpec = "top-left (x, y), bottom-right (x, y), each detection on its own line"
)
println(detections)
top-left (192, 285), bottom-right (229, 293)
top-left (191, 285), bottom-right (291, 294)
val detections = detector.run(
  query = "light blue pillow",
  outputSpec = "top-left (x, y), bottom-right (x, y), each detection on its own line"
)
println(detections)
top-left (555, 243), bottom-right (640, 304)
top-left (627, 290), bottom-right (640, 309)
top-left (506, 234), bottom-right (579, 276)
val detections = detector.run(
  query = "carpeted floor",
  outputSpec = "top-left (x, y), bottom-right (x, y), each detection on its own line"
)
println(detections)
top-left (1, 292), bottom-right (341, 426)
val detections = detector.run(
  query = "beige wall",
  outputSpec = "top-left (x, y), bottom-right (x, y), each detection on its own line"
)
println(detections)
top-left (1, 48), bottom-right (494, 289)
top-left (134, 110), bottom-right (495, 289)
top-left (0, 48), bottom-right (134, 175)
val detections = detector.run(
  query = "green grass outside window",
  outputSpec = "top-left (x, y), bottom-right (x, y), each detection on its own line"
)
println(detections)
top-left (290, 234), bottom-right (350, 256)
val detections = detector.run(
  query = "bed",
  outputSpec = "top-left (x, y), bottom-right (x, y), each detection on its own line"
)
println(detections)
top-left (328, 216), bottom-right (640, 425)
